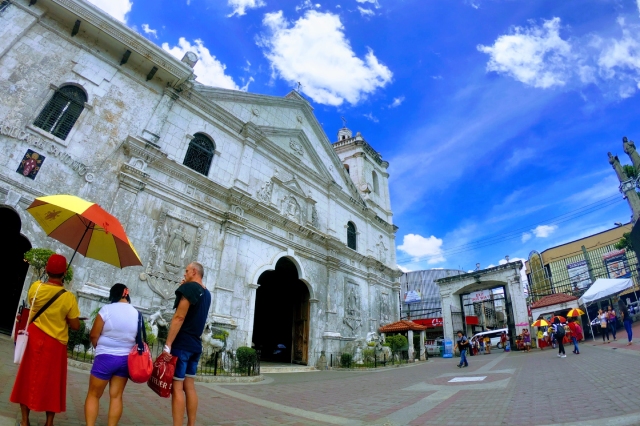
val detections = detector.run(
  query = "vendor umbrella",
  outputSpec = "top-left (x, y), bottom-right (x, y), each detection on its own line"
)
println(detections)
top-left (27, 194), bottom-right (142, 268)
top-left (550, 315), bottom-right (567, 324)
top-left (531, 319), bottom-right (549, 327)
top-left (566, 308), bottom-right (585, 317)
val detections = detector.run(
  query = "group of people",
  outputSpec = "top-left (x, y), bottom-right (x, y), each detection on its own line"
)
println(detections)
top-left (598, 302), bottom-right (633, 345)
top-left (467, 335), bottom-right (492, 356)
top-left (10, 254), bottom-right (211, 426)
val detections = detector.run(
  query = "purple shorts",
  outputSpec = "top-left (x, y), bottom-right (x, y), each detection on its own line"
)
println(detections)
top-left (90, 354), bottom-right (129, 381)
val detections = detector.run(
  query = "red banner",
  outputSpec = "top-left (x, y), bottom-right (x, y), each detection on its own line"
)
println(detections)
top-left (413, 318), bottom-right (443, 328)
top-left (465, 316), bottom-right (479, 325)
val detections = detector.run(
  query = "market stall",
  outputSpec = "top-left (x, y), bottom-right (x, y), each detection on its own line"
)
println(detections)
top-left (579, 278), bottom-right (638, 339)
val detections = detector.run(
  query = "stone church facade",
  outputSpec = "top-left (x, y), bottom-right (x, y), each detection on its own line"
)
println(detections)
top-left (0, 0), bottom-right (400, 364)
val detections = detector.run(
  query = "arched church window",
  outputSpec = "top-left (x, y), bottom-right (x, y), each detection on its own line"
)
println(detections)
top-left (183, 133), bottom-right (215, 176)
top-left (33, 85), bottom-right (87, 140)
top-left (347, 221), bottom-right (357, 250)
top-left (344, 164), bottom-right (350, 175)
top-left (372, 171), bottom-right (379, 195)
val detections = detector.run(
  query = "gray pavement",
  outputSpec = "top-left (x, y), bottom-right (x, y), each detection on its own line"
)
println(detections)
top-left (2, 333), bottom-right (640, 425)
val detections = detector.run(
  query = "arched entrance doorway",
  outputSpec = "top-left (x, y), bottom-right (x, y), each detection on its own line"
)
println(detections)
top-left (252, 257), bottom-right (310, 364)
top-left (0, 206), bottom-right (32, 334)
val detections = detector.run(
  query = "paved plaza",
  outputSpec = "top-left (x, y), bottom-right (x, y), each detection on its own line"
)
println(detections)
top-left (1, 332), bottom-right (640, 426)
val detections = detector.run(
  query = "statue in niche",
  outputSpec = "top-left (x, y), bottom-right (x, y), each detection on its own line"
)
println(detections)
top-left (165, 223), bottom-right (190, 271)
top-left (376, 235), bottom-right (387, 262)
top-left (257, 180), bottom-right (273, 203)
top-left (311, 205), bottom-right (319, 228)
top-left (346, 287), bottom-right (359, 317)
top-left (608, 152), bottom-right (628, 183)
top-left (284, 196), bottom-right (300, 221)
top-left (623, 136), bottom-right (640, 172)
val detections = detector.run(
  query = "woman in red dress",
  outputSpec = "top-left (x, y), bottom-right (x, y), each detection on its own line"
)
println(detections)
top-left (10, 254), bottom-right (81, 426)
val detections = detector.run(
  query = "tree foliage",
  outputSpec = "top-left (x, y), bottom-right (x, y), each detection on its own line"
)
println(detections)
top-left (24, 248), bottom-right (74, 283)
top-left (614, 232), bottom-right (633, 251)
top-left (623, 164), bottom-right (638, 180)
top-left (386, 334), bottom-right (408, 353)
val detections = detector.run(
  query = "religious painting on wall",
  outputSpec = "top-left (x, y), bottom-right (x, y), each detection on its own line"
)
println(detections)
top-left (16, 150), bottom-right (45, 180)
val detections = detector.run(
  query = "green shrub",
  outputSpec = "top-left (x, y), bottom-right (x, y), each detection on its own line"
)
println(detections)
top-left (340, 352), bottom-right (352, 367)
top-left (386, 334), bottom-right (408, 353)
top-left (24, 248), bottom-right (74, 283)
top-left (67, 319), bottom-right (89, 351)
top-left (236, 346), bottom-right (257, 374)
top-left (382, 342), bottom-right (391, 347)
top-left (367, 341), bottom-right (376, 347)
top-left (363, 348), bottom-right (375, 362)
top-left (144, 320), bottom-right (157, 346)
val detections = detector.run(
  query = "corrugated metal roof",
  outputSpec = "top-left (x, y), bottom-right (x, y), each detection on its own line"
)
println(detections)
top-left (399, 269), bottom-right (465, 317)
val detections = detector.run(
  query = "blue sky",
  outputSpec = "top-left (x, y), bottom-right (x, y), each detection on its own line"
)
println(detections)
top-left (88, 0), bottom-right (640, 273)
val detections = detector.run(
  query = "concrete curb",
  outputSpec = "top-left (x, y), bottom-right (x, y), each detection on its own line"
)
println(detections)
top-left (68, 359), bottom-right (264, 383)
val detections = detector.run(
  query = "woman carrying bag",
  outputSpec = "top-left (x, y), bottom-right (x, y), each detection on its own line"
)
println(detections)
top-left (10, 254), bottom-right (81, 426)
top-left (84, 284), bottom-right (139, 426)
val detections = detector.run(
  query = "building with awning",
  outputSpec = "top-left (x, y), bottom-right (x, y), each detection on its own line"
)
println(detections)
top-left (530, 293), bottom-right (579, 321)
top-left (379, 320), bottom-right (428, 361)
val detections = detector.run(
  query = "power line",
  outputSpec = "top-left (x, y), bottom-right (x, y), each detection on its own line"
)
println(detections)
top-left (396, 195), bottom-right (623, 264)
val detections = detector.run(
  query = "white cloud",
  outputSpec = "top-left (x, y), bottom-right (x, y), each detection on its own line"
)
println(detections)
top-left (357, 7), bottom-right (375, 17)
top-left (259, 11), bottom-right (392, 106)
top-left (389, 96), bottom-right (404, 108)
top-left (141, 24), bottom-right (157, 39)
top-left (637, 0), bottom-right (640, 16)
top-left (86, 0), bottom-right (132, 23)
top-left (363, 112), bottom-right (378, 122)
top-left (533, 224), bottom-right (558, 238)
top-left (397, 264), bottom-right (412, 273)
top-left (477, 17), bottom-right (572, 89)
top-left (228, 0), bottom-right (266, 17)
top-left (296, 0), bottom-right (321, 11)
top-left (162, 38), bottom-right (240, 90)
top-left (397, 233), bottom-right (445, 264)
top-left (431, 75), bottom-right (443, 80)
top-left (356, 0), bottom-right (380, 8)
top-left (521, 232), bottom-right (532, 243)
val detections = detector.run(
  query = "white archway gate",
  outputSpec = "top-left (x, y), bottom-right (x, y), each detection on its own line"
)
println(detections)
top-left (436, 262), bottom-right (528, 346)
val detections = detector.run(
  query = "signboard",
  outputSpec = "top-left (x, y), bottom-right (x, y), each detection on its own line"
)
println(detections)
top-left (469, 290), bottom-right (491, 303)
top-left (602, 250), bottom-right (631, 279)
top-left (465, 315), bottom-right (479, 325)
top-left (414, 318), bottom-right (443, 328)
top-left (567, 260), bottom-right (591, 289)
top-left (404, 290), bottom-right (422, 304)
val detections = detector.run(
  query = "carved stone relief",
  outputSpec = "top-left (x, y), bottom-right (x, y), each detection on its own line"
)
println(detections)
top-left (281, 195), bottom-right (302, 222)
top-left (311, 205), bottom-right (319, 228)
top-left (289, 138), bottom-right (304, 156)
top-left (379, 292), bottom-right (390, 324)
top-left (256, 180), bottom-right (273, 203)
top-left (376, 235), bottom-right (388, 263)
top-left (143, 209), bottom-right (204, 300)
top-left (343, 282), bottom-right (362, 333)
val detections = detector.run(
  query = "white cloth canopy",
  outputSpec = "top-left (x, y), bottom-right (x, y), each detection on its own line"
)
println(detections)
top-left (579, 278), bottom-right (634, 306)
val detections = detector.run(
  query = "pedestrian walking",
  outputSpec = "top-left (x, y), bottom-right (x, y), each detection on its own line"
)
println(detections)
top-left (484, 335), bottom-right (491, 354)
top-left (607, 305), bottom-right (618, 341)
top-left (567, 318), bottom-right (581, 355)
top-left (454, 330), bottom-right (469, 368)
top-left (10, 254), bottom-right (81, 426)
top-left (500, 331), bottom-right (508, 350)
top-left (599, 309), bottom-right (610, 343)
top-left (537, 329), bottom-right (545, 350)
top-left (522, 329), bottom-right (531, 352)
top-left (618, 299), bottom-right (633, 345)
top-left (553, 317), bottom-right (566, 358)
top-left (161, 262), bottom-right (212, 426)
top-left (479, 336), bottom-right (485, 354)
top-left (85, 284), bottom-right (139, 426)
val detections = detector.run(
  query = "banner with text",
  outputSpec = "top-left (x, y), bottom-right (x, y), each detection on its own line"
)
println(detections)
top-left (567, 260), bottom-right (591, 290)
top-left (469, 289), bottom-right (492, 303)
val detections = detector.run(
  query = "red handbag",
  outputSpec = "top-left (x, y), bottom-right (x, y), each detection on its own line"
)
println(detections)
top-left (127, 312), bottom-right (153, 383)
top-left (147, 354), bottom-right (177, 398)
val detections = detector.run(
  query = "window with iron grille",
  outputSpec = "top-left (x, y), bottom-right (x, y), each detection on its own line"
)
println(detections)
top-left (0, 1), bottom-right (11, 13)
top-left (347, 221), bottom-right (357, 250)
top-left (183, 133), bottom-right (215, 176)
top-left (33, 85), bottom-right (87, 140)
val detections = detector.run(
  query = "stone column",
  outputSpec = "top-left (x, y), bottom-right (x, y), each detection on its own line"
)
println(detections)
top-left (420, 330), bottom-right (426, 360)
top-left (407, 329), bottom-right (414, 361)
top-left (142, 90), bottom-right (178, 144)
top-left (245, 283), bottom-right (260, 346)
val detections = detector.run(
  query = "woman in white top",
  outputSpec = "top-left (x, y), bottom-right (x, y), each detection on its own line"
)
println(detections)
top-left (599, 308), bottom-right (610, 343)
top-left (85, 284), bottom-right (139, 426)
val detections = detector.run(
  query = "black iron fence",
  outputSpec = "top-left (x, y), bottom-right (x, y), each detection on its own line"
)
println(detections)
top-left (318, 350), bottom-right (411, 369)
top-left (67, 335), bottom-right (260, 377)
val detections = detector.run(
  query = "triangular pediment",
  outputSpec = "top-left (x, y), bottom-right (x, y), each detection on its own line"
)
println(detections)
top-left (281, 176), bottom-right (306, 197)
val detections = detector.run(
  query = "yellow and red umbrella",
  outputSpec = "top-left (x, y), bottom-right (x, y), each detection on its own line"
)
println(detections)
top-left (549, 315), bottom-right (567, 324)
top-left (566, 308), bottom-right (585, 317)
top-left (531, 319), bottom-right (550, 327)
top-left (27, 194), bottom-right (142, 268)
